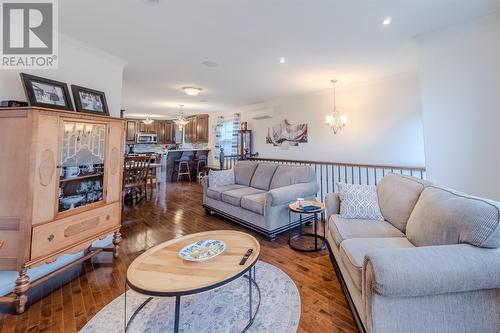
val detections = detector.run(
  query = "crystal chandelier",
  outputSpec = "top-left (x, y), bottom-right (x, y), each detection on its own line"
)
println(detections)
top-left (325, 79), bottom-right (347, 134)
top-left (142, 115), bottom-right (154, 125)
top-left (174, 104), bottom-right (189, 129)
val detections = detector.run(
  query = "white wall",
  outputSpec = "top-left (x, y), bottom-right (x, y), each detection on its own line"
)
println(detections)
top-left (0, 34), bottom-right (126, 117)
top-left (417, 12), bottom-right (500, 200)
top-left (210, 72), bottom-right (425, 168)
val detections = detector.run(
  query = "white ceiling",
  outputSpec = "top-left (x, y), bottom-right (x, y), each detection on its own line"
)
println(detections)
top-left (60, 0), bottom-right (500, 118)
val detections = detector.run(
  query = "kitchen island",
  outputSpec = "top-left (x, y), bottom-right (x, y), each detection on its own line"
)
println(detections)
top-left (125, 148), bottom-right (210, 182)
top-left (162, 149), bottom-right (210, 182)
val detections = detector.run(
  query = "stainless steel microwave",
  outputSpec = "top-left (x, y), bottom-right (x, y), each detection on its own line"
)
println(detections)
top-left (136, 133), bottom-right (157, 144)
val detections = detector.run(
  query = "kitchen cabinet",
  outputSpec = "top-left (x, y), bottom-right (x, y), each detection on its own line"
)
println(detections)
top-left (196, 114), bottom-right (209, 142)
top-left (0, 107), bottom-right (124, 313)
top-left (155, 120), bottom-right (166, 143)
top-left (125, 119), bottom-right (176, 144)
top-left (125, 116), bottom-right (204, 144)
top-left (164, 121), bottom-right (175, 143)
top-left (137, 121), bottom-right (155, 134)
top-left (125, 120), bottom-right (137, 143)
top-left (185, 116), bottom-right (196, 143)
top-left (155, 120), bottom-right (175, 144)
top-left (184, 114), bottom-right (209, 143)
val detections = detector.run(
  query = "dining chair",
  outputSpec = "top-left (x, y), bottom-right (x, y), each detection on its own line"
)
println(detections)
top-left (123, 156), bottom-right (151, 204)
top-left (147, 153), bottom-right (161, 199)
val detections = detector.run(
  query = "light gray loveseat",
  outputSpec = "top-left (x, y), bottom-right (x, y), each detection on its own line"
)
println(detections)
top-left (202, 161), bottom-right (319, 239)
top-left (325, 173), bottom-right (500, 333)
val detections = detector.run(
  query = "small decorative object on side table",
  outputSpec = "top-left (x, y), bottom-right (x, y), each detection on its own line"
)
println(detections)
top-left (288, 200), bottom-right (327, 252)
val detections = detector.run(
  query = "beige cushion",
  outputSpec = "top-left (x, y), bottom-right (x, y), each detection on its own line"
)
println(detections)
top-left (206, 184), bottom-right (246, 200)
top-left (250, 163), bottom-right (278, 190)
top-left (328, 215), bottom-right (405, 248)
top-left (339, 237), bottom-right (415, 290)
top-left (377, 173), bottom-right (430, 232)
top-left (269, 165), bottom-right (316, 189)
top-left (221, 187), bottom-right (265, 207)
top-left (241, 193), bottom-right (267, 215)
top-left (406, 186), bottom-right (500, 248)
top-left (234, 161), bottom-right (258, 186)
top-left (208, 168), bottom-right (234, 187)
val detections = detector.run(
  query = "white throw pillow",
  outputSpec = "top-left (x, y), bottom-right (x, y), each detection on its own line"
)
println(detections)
top-left (337, 183), bottom-right (384, 220)
top-left (208, 168), bottom-right (235, 187)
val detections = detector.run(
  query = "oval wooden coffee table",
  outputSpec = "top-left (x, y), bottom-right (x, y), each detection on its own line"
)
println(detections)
top-left (125, 230), bottom-right (261, 332)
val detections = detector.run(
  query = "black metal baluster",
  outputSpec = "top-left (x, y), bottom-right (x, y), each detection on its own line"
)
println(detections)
top-left (337, 164), bottom-right (341, 186)
top-left (320, 165), bottom-right (324, 202)
top-left (330, 164), bottom-right (334, 192)
top-left (321, 165), bottom-right (329, 193)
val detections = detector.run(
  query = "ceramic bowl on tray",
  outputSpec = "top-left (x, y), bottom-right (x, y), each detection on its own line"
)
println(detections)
top-left (179, 240), bottom-right (226, 262)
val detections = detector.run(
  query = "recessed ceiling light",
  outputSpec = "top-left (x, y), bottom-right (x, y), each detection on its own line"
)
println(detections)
top-left (182, 87), bottom-right (202, 96)
top-left (382, 16), bottom-right (392, 25)
top-left (202, 60), bottom-right (218, 67)
top-left (279, 57), bottom-right (286, 64)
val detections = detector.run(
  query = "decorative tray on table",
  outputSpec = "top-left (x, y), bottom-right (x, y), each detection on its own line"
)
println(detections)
top-left (179, 240), bottom-right (226, 261)
top-left (300, 205), bottom-right (321, 211)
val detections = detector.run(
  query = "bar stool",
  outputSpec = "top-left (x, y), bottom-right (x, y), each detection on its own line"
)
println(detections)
top-left (176, 160), bottom-right (191, 181)
top-left (196, 156), bottom-right (208, 182)
top-left (175, 152), bottom-right (193, 182)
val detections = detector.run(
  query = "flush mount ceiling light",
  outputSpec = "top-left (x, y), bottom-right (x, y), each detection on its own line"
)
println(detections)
top-left (382, 16), bottom-right (392, 25)
top-left (326, 79), bottom-right (347, 134)
top-left (182, 87), bottom-right (202, 96)
top-left (279, 57), bottom-right (286, 64)
top-left (142, 115), bottom-right (154, 125)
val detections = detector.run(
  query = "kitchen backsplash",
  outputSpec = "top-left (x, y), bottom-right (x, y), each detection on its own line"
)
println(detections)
top-left (125, 143), bottom-right (208, 154)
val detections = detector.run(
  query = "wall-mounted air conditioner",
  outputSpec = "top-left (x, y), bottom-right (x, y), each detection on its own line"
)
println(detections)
top-left (249, 107), bottom-right (274, 120)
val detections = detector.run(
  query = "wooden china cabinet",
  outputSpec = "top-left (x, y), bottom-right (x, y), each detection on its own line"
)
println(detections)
top-left (0, 107), bottom-right (124, 313)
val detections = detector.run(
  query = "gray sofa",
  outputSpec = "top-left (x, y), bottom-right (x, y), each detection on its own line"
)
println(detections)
top-left (202, 161), bottom-right (319, 239)
top-left (325, 173), bottom-right (500, 333)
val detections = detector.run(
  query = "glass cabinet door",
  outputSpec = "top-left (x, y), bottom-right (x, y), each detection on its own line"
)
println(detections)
top-left (58, 121), bottom-right (106, 213)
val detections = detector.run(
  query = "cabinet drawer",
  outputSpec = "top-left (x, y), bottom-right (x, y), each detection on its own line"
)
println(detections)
top-left (0, 231), bottom-right (20, 270)
top-left (31, 203), bottom-right (120, 260)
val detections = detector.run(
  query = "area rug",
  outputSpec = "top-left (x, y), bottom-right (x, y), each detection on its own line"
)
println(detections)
top-left (80, 261), bottom-right (301, 333)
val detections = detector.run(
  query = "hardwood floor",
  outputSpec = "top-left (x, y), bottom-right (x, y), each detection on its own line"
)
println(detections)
top-left (0, 182), bottom-right (358, 333)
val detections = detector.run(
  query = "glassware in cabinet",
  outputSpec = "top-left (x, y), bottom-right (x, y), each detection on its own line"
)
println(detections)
top-left (58, 121), bottom-right (107, 212)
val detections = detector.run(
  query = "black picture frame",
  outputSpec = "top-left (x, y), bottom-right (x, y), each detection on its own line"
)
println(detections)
top-left (71, 85), bottom-right (110, 116)
top-left (20, 73), bottom-right (74, 111)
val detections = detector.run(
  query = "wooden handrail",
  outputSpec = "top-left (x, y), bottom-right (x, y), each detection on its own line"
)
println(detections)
top-left (220, 154), bottom-right (426, 199)
top-left (246, 157), bottom-right (426, 171)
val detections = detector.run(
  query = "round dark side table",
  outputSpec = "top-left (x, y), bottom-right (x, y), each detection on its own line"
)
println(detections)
top-left (288, 201), bottom-right (327, 252)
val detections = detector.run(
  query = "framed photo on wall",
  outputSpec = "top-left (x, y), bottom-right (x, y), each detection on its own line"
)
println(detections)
top-left (71, 85), bottom-right (110, 116)
top-left (20, 73), bottom-right (74, 111)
